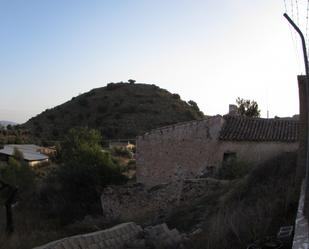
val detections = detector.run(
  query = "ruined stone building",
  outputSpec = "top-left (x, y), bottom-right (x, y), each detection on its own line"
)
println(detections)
top-left (136, 111), bottom-right (299, 187)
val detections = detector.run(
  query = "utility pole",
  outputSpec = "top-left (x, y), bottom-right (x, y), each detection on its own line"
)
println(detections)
top-left (284, 13), bottom-right (309, 217)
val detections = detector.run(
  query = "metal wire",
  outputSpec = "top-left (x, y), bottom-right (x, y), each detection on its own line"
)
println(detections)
top-left (283, 0), bottom-right (300, 71)
top-left (284, 0), bottom-right (288, 12)
top-left (295, 0), bottom-right (300, 26)
top-left (305, 0), bottom-right (309, 55)
top-left (291, 0), bottom-right (294, 19)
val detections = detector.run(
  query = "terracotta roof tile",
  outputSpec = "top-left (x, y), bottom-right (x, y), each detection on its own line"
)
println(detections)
top-left (219, 116), bottom-right (299, 142)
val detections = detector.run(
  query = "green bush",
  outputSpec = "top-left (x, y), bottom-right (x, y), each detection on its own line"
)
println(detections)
top-left (77, 98), bottom-right (89, 107)
top-left (111, 147), bottom-right (132, 158)
top-left (172, 93), bottom-right (180, 99)
top-left (0, 159), bottom-right (35, 196)
top-left (44, 127), bottom-right (127, 223)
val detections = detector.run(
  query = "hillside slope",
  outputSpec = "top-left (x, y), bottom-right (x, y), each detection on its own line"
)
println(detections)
top-left (23, 82), bottom-right (204, 141)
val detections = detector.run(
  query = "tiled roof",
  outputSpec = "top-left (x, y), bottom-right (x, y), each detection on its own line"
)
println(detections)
top-left (219, 116), bottom-right (299, 142)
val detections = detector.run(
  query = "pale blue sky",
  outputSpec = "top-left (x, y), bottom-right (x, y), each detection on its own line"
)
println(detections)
top-left (0, 0), bottom-right (307, 123)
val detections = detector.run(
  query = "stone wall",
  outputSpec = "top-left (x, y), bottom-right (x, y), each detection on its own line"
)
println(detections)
top-left (136, 116), bottom-right (224, 187)
top-left (32, 222), bottom-right (143, 249)
top-left (136, 116), bottom-right (298, 187)
top-left (32, 222), bottom-right (185, 249)
top-left (101, 178), bottom-right (229, 222)
top-left (101, 183), bottom-right (180, 222)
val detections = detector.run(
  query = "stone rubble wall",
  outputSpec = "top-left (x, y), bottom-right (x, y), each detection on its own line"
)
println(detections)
top-left (180, 178), bottom-right (229, 202)
top-left (101, 183), bottom-right (180, 222)
top-left (32, 222), bottom-right (184, 249)
top-left (32, 222), bottom-right (143, 249)
top-left (101, 178), bottom-right (229, 222)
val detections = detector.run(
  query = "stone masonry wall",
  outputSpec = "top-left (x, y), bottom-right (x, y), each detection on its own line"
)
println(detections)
top-left (136, 116), bottom-right (224, 187)
top-left (32, 222), bottom-right (143, 249)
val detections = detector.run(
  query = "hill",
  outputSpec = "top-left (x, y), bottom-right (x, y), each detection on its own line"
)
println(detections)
top-left (22, 82), bottom-right (204, 142)
top-left (0, 121), bottom-right (18, 127)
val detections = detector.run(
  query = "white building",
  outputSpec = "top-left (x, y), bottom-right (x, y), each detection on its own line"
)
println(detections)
top-left (0, 144), bottom-right (49, 166)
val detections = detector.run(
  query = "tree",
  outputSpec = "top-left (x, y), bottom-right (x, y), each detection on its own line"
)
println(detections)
top-left (188, 100), bottom-right (204, 116)
top-left (236, 97), bottom-right (261, 118)
top-left (128, 79), bottom-right (136, 84)
top-left (13, 148), bottom-right (24, 161)
top-left (0, 178), bottom-right (18, 234)
top-left (0, 150), bottom-right (35, 234)
top-left (55, 127), bottom-right (127, 222)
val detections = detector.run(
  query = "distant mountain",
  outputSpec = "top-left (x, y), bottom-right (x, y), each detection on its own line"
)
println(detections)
top-left (0, 120), bottom-right (18, 127)
top-left (22, 82), bottom-right (204, 141)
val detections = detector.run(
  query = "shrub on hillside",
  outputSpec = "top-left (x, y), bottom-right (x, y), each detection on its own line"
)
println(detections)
top-left (77, 98), bottom-right (89, 107)
top-left (47, 114), bottom-right (55, 121)
top-left (97, 105), bottom-right (108, 113)
top-left (172, 94), bottom-right (180, 99)
top-left (106, 82), bottom-right (124, 90)
top-left (42, 127), bottom-right (127, 223)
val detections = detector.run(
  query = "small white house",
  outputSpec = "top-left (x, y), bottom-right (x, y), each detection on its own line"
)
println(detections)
top-left (0, 144), bottom-right (49, 166)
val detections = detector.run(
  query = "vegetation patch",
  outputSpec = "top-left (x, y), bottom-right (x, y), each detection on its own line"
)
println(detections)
top-left (22, 81), bottom-right (204, 142)
top-left (167, 152), bottom-right (300, 249)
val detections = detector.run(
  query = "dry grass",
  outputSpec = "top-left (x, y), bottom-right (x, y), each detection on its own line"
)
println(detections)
top-left (0, 205), bottom-right (114, 249)
top-left (0, 193), bottom-right (115, 249)
top-left (0, 206), bottom-right (64, 249)
top-left (168, 152), bottom-right (300, 249)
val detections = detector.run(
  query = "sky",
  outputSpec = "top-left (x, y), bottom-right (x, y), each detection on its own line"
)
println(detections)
top-left (0, 0), bottom-right (308, 123)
